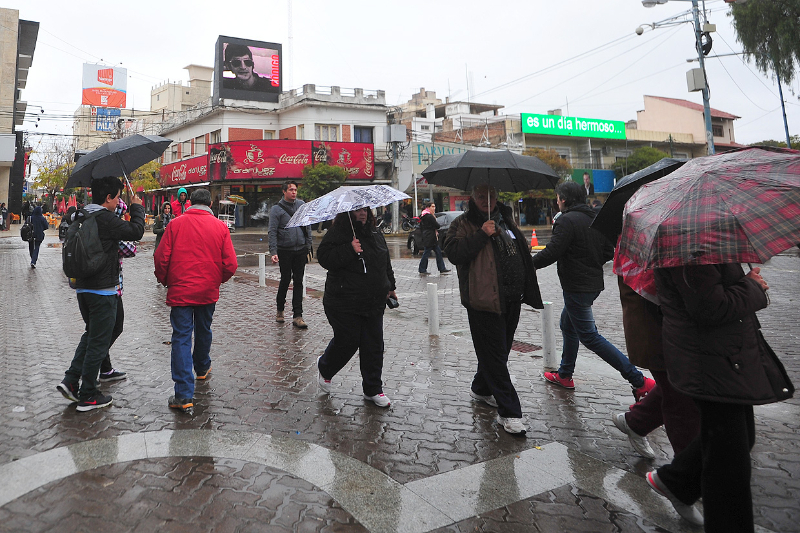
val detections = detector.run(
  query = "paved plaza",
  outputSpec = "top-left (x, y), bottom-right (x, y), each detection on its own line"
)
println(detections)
top-left (0, 228), bottom-right (798, 532)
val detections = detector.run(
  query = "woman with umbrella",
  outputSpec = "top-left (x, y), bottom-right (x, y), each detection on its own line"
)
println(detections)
top-left (315, 206), bottom-right (397, 407)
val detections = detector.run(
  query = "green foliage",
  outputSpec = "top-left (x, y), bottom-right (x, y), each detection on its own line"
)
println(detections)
top-left (497, 148), bottom-right (570, 202)
top-left (33, 142), bottom-right (75, 211)
top-left (729, 0), bottom-right (800, 85)
top-left (612, 146), bottom-right (669, 179)
top-left (751, 135), bottom-right (800, 150)
top-left (298, 164), bottom-right (348, 200)
top-left (129, 160), bottom-right (161, 192)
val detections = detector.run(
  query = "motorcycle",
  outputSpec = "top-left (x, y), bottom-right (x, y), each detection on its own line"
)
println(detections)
top-left (376, 217), bottom-right (392, 234)
top-left (401, 214), bottom-right (420, 232)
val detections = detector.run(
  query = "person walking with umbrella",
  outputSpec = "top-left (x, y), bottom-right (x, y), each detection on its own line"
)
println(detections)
top-left (534, 181), bottom-right (655, 400)
top-left (444, 184), bottom-right (544, 435)
top-left (315, 206), bottom-right (397, 407)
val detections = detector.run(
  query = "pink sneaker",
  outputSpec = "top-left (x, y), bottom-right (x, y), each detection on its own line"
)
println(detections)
top-left (633, 377), bottom-right (656, 403)
top-left (543, 371), bottom-right (575, 389)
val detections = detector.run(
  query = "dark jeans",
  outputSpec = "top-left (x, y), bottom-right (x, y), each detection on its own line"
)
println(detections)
top-left (559, 291), bottom-right (644, 387)
top-left (29, 239), bottom-right (42, 265)
top-left (657, 400), bottom-right (756, 533)
top-left (467, 301), bottom-right (523, 419)
top-left (318, 305), bottom-right (384, 397)
top-left (100, 296), bottom-right (124, 374)
top-left (66, 293), bottom-right (119, 400)
top-left (625, 370), bottom-right (700, 455)
top-left (170, 304), bottom-right (215, 399)
top-left (419, 245), bottom-right (446, 273)
top-left (276, 249), bottom-right (307, 316)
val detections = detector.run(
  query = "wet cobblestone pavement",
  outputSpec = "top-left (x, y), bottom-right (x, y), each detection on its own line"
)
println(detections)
top-left (1, 230), bottom-right (798, 532)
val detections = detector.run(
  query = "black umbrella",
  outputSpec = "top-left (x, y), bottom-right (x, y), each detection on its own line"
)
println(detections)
top-left (422, 149), bottom-right (559, 191)
top-left (68, 134), bottom-right (172, 192)
top-left (591, 157), bottom-right (687, 243)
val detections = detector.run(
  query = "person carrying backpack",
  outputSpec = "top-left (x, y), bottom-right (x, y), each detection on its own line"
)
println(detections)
top-left (57, 176), bottom-right (145, 412)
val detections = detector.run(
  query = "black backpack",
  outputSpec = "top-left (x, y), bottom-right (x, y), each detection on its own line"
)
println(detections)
top-left (62, 209), bottom-right (106, 278)
top-left (20, 216), bottom-right (33, 242)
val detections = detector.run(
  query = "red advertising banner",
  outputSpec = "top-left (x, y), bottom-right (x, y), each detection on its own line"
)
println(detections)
top-left (208, 140), bottom-right (374, 181)
top-left (82, 64), bottom-right (127, 108)
top-left (159, 155), bottom-right (208, 187)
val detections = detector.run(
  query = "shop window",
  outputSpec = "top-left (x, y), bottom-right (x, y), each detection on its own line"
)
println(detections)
top-left (315, 124), bottom-right (338, 142)
top-left (354, 126), bottom-right (373, 143)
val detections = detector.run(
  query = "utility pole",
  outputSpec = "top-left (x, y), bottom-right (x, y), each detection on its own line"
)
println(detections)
top-left (776, 71), bottom-right (792, 148)
top-left (691, 0), bottom-right (715, 155)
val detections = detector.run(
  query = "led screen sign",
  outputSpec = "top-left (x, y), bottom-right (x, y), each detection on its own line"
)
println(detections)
top-left (213, 35), bottom-right (282, 104)
top-left (521, 113), bottom-right (626, 140)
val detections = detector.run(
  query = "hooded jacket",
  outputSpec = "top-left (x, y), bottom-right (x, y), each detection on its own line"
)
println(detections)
top-left (30, 206), bottom-right (49, 242)
top-left (445, 199), bottom-right (543, 314)
top-left (532, 203), bottom-right (614, 293)
top-left (171, 187), bottom-right (192, 216)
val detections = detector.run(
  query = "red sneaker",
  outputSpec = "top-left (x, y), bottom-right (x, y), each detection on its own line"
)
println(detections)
top-left (633, 377), bottom-right (656, 403)
top-left (543, 371), bottom-right (575, 389)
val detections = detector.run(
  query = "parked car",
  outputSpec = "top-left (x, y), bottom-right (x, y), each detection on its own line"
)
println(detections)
top-left (407, 211), bottom-right (464, 256)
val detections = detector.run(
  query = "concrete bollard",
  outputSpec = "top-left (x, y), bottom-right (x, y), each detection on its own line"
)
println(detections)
top-left (427, 282), bottom-right (439, 336)
top-left (258, 253), bottom-right (266, 287)
top-left (542, 301), bottom-right (558, 371)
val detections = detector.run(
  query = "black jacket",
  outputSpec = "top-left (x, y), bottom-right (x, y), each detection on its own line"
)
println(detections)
top-left (532, 204), bottom-right (613, 292)
top-left (420, 212), bottom-right (440, 248)
top-left (31, 206), bottom-right (49, 242)
top-left (74, 203), bottom-right (145, 290)
top-left (655, 264), bottom-right (793, 405)
top-left (317, 214), bottom-right (396, 316)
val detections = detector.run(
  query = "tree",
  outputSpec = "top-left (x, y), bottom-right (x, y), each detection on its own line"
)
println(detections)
top-left (498, 148), bottom-right (572, 203)
top-left (729, 0), bottom-right (800, 85)
top-left (612, 146), bottom-right (669, 179)
top-left (32, 140), bottom-right (74, 211)
top-left (298, 164), bottom-right (348, 201)
top-left (751, 135), bottom-right (800, 150)
top-left (129, 160), bottom-right (161, 193)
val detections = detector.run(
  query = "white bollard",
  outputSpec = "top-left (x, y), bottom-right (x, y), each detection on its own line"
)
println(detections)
top-left (427, 282), bottom-right (439, 336)
top-left (258, 253), bottom-right (266, 287)
top-left (542, 301), bottom-right (558, 371)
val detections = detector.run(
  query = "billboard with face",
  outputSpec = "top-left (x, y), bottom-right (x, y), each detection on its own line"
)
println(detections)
top-left (213, 36), bottom-right (282, 104)
top-left (82, 64), bottom-right (127, 108)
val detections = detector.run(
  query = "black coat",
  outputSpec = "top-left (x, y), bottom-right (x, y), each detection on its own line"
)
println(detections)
top-left (420, 212), bottom-right (440, 248)
top-left (317, 215), bottom-right (396, 316)
top-left (532, 204), bottom-right (614, 293)
top-left (30, 206), bottom-right (49, 242)
top-left (655, 264), bottom-right (794, 405)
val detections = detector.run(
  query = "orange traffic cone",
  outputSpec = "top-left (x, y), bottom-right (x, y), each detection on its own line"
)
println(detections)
top-left (530, 229), bottom-right (539, 247)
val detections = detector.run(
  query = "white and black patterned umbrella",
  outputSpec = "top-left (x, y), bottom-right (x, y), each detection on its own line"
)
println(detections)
top-left (285, 185), bottom-right (410, 228)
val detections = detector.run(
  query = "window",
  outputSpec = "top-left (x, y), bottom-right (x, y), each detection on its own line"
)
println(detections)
top-left (552, 147), bottom-right (571, 162)
top-left (297, 125), bottom-right (304, 140)
top-left (315, 124), bottom-right (338, 141)
top-left (263, 130), bottom-right (275, 140)
top-left (354, 126), bottom-right (373, 143)
top-left (182, 140), bottom-right (192, 158)
top-left (209, 130), bottom-right (221, 144)
top-left (194, 135), bottom-right (206, 155)
top-left (170, 144), bottom-right (178, 163)
top-left (712, 124), bottom-right (724, 137)
top-left (674, 152), bottom-right (689, 159)
top-left (420, 125), bottom-right (431, 131)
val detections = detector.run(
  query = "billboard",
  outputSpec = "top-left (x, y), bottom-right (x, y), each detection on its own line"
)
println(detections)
top-left (521, 113), bottom-right (626, 140)
top-left (208, 140), bottom-right (374, 181)
top-left (213, 36), bottom-right (282, 104)
top-left (82, 64), bottom-right (127, 108)
top-left (93, 107), bottom-right (121, 132)
top-left (159, 155), bottom-right (209, 187)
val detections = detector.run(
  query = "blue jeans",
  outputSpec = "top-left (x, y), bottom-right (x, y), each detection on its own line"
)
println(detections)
top-left (170, 304), bottom-right (215, 399)
top-left (419, 245), bottom-right (446, 273)
top-left (29, 239), bottom-right (42, 265)
top-left (558, 291), bottom-right (644, 387)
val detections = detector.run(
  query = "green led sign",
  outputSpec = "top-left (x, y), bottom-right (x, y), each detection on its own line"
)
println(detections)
top-left (521, 113), bottom-right (626, 140)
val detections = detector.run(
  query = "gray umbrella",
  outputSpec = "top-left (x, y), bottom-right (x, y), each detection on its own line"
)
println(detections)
top-left (67, 134), bottom-right (172, 191)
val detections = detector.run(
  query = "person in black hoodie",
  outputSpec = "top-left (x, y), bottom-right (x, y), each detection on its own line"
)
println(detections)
top-left (533, 181), bottom-right (654, 400)
top-left (315, 207), bottom-right (397, 407)
top-left (56, 177), bottom-right (145, 412)
top-left (28, 205), bottom-right (49, 268)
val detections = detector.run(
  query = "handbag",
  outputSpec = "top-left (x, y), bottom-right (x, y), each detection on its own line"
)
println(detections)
top-left (386, 296), bottom-right (400, 309)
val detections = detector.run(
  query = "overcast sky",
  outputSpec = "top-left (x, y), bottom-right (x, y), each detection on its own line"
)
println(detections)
top-left (10, 0), bottom-right (799, 153)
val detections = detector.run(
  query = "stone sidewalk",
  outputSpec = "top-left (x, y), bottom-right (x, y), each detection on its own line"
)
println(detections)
top-left (0, 233), bottom-right (798, 532)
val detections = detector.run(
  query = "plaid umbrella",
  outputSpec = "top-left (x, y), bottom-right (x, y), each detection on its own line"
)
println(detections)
top-left (618, 147), bottom-right (800, 269)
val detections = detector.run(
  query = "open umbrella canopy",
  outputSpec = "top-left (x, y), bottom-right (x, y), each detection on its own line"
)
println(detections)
top-left (618, 147), bottom-right (800, 269)
top-left (227, 195), bottom-right (248, 205)
top-left (286, 185), bottom-right (410, 228)
top-left (68, 134), bottom-right (172, 189)
top-left (591, 157), bottom-right (687, 243)
top-left (421, 150), bottom-right (559, 192)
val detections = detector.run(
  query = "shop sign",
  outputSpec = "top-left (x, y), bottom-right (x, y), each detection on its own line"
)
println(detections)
top-left (159, 155), bottom-right (208, 186)
top-left (521, 113), bottom-right (626, 140)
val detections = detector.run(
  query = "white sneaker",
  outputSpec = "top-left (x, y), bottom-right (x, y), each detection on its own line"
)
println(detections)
top-left (364, 393), bottom-right (391, 407)
top-left (497, 415), bottom-right (526, 434)
top-left (317, 356), bottom-right (331, 394)
top-left (613, 412), bottom-right (655, 459)
top-left (646, 471), bottom-right (704, 526)
top-left (469, 390), bottom-right (498, 408)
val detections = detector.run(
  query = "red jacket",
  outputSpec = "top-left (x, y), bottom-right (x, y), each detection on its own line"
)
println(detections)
top-left (154, 207), bottom-right (238, 306)
top-left (171, 199), bottom-right (192, 216)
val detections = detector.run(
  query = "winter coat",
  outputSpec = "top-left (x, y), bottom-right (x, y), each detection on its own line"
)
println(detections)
top-left (420, 212), bottom-right (440, 248)
top-left (532, 203), bottom-right (614, 293)
top-left (655, 263), bottom-right (794, 405)
top-left (152, 202), bottom-right (173, 250)
top-left (445, 199), bottom-right (543, 314)
top-left (317, 213), bottom-right (396, 316)
top-left (74, 203), bottom-right (145, 290)
top-left (618, 276), bottom-right (664, 371)
top-left (171, 188), bottom-right (192, 217)
top-left (30, 206), bottom-right (49, 242)
top-left (154, 206), bottom-right (238, 307)
top-left (268, 198), bottom-right (311, 254)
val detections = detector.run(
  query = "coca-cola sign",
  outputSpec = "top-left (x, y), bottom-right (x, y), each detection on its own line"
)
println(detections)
top-left (159, 155), bottom-right (208, 187)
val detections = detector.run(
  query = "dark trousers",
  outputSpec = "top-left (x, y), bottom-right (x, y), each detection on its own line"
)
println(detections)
top-left (170, 304), bottom-right (215, 399)
top-left (66, 293), bottom-right (119, 400)
top-left (28, 239), bottom-right (42, 265)
top-left (419, 245), bottom-right (446, 273)
top-left (625, 370), bottom-right (700, 455)
top-left (466, 301), bottom-right (523, 419)
top-left (318, 305), bottom-right (384, 397)
top-left (100, 296), bottom-right (124, 374)
top-left (276, 249), bottom-right (307, 316)
top-left (656, 400), bottom-right (756, 533)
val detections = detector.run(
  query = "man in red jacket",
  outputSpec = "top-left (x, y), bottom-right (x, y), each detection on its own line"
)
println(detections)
top-left (154, 188), bottom-right (238, 413)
